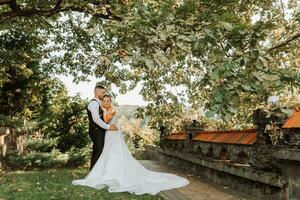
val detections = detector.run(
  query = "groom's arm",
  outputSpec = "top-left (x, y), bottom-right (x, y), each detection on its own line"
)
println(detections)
top-left (88, 101), bottom-right (110, 130)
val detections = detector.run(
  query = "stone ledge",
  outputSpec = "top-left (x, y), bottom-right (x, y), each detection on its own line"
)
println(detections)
top-left (158, 148), bottom-right (285, 188)
top-left (272, 147), bottom-right (300, 162)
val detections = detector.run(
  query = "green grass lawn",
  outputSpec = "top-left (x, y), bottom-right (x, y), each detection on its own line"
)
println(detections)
top-left (0, 168), bottom-right (163, 200)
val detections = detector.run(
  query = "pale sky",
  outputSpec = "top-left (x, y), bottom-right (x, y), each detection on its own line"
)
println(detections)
top-left (57, 75), bottom-right (148, 106)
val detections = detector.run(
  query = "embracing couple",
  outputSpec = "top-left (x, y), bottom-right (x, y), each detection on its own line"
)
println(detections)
top-left (72, 85), bottom-right (189, 195)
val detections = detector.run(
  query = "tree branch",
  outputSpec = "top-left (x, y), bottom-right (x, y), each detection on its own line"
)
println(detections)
top-left (0, 1), bottom-right (122, 24)
top-left (268, 32), bottom-right (300, 52)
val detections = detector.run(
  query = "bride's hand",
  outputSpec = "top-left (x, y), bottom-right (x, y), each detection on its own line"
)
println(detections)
top-left (109, 124), bottom-right (118, 131)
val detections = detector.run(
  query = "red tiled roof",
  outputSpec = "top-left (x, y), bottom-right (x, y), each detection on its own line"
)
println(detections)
top-left (192, 129), bottom-right (257, 145)
top-left (193, 129), bottom-right (257, 145)
top-left (166, 132), bottom-right (186, 140)
top-left (282, 109), bottom-right (300, 128)
top-left (166, 129), bottom-right (257, 145)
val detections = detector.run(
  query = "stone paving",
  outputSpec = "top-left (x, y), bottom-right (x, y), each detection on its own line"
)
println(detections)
top-left (140, 160), bottom-right (255, 200)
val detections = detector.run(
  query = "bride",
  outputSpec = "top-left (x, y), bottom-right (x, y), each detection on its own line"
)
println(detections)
top-left (72, 94), bottom-right (189, 195)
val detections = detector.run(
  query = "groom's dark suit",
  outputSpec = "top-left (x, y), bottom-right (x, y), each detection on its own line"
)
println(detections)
top-left (87, 99), bottom-right (106, 170)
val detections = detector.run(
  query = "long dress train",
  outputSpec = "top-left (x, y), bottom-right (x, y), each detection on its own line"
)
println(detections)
top-left (72, 116), bottom-right (189, 195)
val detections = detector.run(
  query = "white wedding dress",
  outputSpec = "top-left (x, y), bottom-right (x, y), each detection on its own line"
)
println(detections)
top-left (72, 115), bottom-right (189, 195)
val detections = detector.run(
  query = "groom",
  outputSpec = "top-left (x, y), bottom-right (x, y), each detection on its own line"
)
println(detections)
top-left (87, 85), bottom-right (118, 170)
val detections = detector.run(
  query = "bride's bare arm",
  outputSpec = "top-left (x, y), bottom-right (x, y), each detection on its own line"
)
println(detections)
top-left (103, 108), bottom-right (116, 123)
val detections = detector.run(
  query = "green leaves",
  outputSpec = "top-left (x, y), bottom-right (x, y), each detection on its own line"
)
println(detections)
top-left (241, 84), bottom-right (252, 92)
top-left (220, 22), bottom-right (234, 31)
top-left (1, 0), bottom-right (300, 130)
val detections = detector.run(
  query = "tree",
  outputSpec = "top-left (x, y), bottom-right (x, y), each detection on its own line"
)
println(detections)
top-left (0, 28), bottom-right (53, 119)
top-left (1, 0), bottom-right (300, 129)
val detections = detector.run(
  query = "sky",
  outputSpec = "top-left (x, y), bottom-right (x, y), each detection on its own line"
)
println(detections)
top-left (57, 75), bottom-right (186, 107)
top-left (57, 75), bottom-right (148, 106)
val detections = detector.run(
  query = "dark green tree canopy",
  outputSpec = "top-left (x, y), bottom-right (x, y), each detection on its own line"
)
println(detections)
top-left (1, 0), bottom-right (300, 128)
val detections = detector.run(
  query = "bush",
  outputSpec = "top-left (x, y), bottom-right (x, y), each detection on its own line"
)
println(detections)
top-left (3, 135), bottom-right (91, 170)
top-left (25, 137), bottom-right (58, 153)
top-left (66, 146), bottom-right (91, 167)
top-left (44, 95), bottom-right (90, 153)
top-left (5, 149), bottom-right (67, 170)
top-left (4, 147), bottom-right (91, 170)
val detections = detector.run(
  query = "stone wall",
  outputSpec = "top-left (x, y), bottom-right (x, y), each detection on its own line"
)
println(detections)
top-left (273, 147), bottom-right (300, 200)
top-left (141, 108), bottom-right (300, 199)
top-left (162, 140), bottom-right (253, 164)
top-left (144, 144), bottom-right (288, 200)
top-left (144, 138), bottom-right (300, 199)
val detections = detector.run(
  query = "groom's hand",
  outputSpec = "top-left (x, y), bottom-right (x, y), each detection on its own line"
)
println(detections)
top-left (109, 124), bottom-right (118, 131)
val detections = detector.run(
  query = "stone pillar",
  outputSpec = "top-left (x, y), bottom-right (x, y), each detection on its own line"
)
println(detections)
top-left (252, 109), bottom-right (272, 144)
top-left (184, 120), bottom-right (203, 142)
top-left (250, 109), bottom-right (284, 172)
top-left (182, 120), bottom-right (203, 153)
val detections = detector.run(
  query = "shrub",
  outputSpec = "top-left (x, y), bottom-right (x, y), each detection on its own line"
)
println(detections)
top-left (66, 146), bottom-right (91, 167)
top-left (25, 137), bottom-right (58, 153)
top-left (5, 149), bottom-right (67, 170)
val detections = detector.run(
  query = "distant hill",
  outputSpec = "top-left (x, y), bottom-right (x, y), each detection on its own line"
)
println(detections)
top-left (116, 105), bottom-right (149, 126)
top-left (116, 105), bottom-right (141, 120)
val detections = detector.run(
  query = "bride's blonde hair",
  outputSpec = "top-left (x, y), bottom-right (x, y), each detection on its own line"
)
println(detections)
top-left (103, 94), bottom-right (112, 101)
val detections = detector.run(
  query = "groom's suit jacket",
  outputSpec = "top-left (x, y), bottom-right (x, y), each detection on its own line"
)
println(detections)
top-left (87, 99), bottom-right (108, 170)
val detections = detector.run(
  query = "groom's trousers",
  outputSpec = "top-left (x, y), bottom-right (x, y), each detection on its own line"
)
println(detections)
top-left (89, 130), bottom-right (105, 170)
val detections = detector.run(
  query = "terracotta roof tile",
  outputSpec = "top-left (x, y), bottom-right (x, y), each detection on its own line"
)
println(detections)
top-left (192, 129), bottom-right (257, 145)
top-left (166, 132), bottom-right (186, 140)
top-left (166, 129), bottom-right (257, 145)
top-left (282, 110), bottom-right (300, 128)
